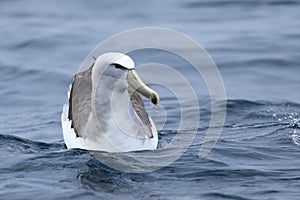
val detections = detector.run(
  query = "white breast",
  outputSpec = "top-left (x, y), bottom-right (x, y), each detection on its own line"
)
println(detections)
top-left (61, 104), bottom-right (158, 152)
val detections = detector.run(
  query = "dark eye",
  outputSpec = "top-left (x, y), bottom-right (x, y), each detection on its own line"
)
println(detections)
top-left (113, 64), bottom-right (127, 70)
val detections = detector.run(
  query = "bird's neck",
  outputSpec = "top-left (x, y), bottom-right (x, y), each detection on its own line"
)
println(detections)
top-left (89, 75), bottom-right (137, 135)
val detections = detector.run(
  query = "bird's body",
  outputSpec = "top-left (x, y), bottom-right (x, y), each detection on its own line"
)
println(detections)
top-left (61, 53), bottom-right (159, 152)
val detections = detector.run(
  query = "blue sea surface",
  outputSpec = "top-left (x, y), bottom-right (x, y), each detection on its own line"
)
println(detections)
top-left (0, 0), bottom-right (299, 199)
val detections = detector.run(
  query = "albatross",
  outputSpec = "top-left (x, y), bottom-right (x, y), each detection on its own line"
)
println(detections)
top-left (61, 52), bottom-right (160, 152)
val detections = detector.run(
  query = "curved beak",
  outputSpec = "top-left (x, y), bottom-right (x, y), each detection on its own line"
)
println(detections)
top-left (127, 69), bottom-right (159, 106)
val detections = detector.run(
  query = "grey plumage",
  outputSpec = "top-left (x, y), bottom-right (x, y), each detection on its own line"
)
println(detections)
top-left (68, 65), bottom-right (93, 137)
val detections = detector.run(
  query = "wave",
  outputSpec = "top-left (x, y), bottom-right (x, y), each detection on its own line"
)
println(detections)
top-left (0, 134), bottom-right (63, 153)
top-left (182, 0), bottom-right (299, 8)
top-left (0, 63), bottom-right (69, 82)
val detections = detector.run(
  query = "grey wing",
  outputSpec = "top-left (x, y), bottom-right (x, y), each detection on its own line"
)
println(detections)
top-left (68, 66), bottom-right (93, 137)
top-left (129, 90), bottom-right (151, 126)
top-left (129, 89), bottom-right (153, 138)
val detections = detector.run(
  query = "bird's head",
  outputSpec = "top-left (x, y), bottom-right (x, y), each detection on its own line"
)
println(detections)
top-left (92, 52), bottom-right (159, 106)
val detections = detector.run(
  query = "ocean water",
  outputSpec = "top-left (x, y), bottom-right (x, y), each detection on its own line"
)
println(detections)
top-left (0, 0), bottom-right (300, 199)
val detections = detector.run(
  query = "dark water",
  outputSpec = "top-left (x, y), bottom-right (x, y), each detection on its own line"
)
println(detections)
top-left (0, 0), bottom-right (300, 199)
